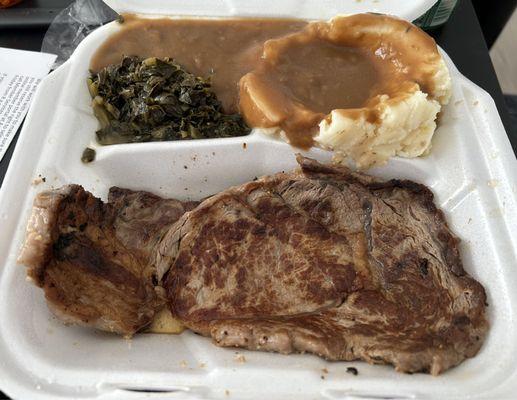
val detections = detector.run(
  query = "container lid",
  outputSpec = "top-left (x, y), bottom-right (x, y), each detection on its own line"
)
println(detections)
top-left (103, 0), bottom-right (437, 21)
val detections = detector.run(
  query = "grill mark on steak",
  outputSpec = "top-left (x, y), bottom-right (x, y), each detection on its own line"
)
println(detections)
top-left (53, 233), bottom-right (142, 290)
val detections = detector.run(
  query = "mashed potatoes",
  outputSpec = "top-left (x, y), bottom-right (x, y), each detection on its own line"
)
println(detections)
top-left (239, 13), bottom-right (452, 169)
top-left (317, 83), bottom-right (446, 168)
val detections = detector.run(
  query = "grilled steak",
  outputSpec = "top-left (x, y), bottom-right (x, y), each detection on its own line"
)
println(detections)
top-left (159, 156), bottom-right (488, 374)
top-left (19, 157), bottom-right (488, 374)
top-left (18, 185), bottom-right (196, 336)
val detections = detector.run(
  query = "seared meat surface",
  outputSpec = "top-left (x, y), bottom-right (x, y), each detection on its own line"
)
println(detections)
top-left (19, 157), bottom-right (488, 373)
top-left (160, 156), bottom-right (487, 374)
top-left (18, 185), bottom-right (196, 336)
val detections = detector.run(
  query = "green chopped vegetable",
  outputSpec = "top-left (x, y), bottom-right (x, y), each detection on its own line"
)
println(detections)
top-left (81, 147), bottom-right (96, 163)
top-left (88, 56), bottom-right (250, 145)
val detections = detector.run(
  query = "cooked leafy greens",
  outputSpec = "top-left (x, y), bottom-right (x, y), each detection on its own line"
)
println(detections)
top-left (81, 147), bottom-right (96, 163)
top-left (88, 56), bottom-right (250, 144)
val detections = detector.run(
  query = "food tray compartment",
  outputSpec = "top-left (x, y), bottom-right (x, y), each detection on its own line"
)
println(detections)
top-left (0, 10), bottom-right (517, 400)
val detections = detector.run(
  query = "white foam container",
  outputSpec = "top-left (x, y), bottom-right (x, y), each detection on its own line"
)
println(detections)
top-left (1, 0), bottom-right (517, 399)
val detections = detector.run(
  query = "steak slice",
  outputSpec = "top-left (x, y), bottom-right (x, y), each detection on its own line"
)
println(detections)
top-left (18, 185), bottom-right (196, 336)
top-left (161, 156), bottom-right (488, 374)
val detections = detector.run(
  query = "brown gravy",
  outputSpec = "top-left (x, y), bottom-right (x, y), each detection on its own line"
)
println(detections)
top-left (90, 16), bottom-right (307, 114)
top-left (260, 38), bottom-right (379, 113)
top-left (91, 15), bottom-right (440, 149)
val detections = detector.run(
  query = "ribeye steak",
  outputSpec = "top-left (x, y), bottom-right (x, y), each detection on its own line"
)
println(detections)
top-left (159, 156), bottom-right (488, 374)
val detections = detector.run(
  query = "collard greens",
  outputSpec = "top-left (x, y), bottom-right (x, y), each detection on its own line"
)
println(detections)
top-left (88, 56), bottom-right (250, 144)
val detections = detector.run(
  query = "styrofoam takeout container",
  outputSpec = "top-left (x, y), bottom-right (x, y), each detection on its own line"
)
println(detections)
top-left (1, 0), bottom-right (517, 399)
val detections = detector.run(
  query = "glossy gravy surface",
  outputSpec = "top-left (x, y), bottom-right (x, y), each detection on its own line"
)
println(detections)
top-left (269, 39), bottom-right (378, 113)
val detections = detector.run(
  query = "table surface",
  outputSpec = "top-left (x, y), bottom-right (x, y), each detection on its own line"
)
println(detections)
top-left (0, 0), bottom-right (514, 397)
